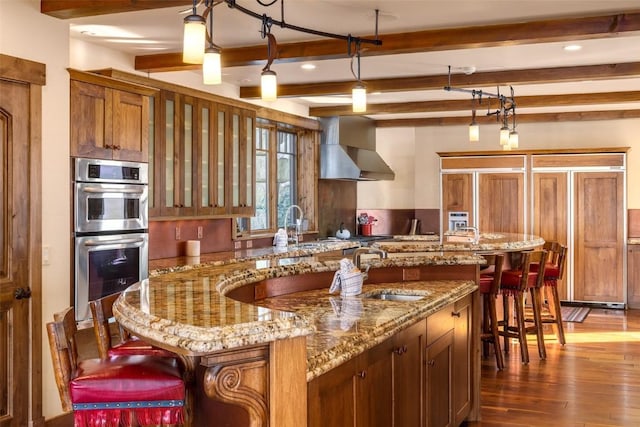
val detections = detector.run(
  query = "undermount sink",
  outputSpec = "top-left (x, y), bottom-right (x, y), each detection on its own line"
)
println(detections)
top-left (365, 293), bottom-right (425, 302)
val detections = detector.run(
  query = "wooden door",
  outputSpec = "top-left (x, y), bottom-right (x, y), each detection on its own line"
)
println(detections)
top-left (441, 173), bottom-right (473, 231)
top-left (307, 357), bottom-right (357, 427)
top-left (356, 339), bottom-right (393, 427)
top-left (111, 88), bottom-right (149, 162)
top-left (0, 57), bottom-right (42, 426)
top-left (229, 108), bottom-right (255, 216)
top-left (573, 172), bottom-right (624, 303)
top-left (627, 246), bottom-right (640, 309)
top-left (392, 320), bottom-right (424, 427)
top-left (478, 173), bottom-right (525, 234)
top-left (532, 172), bottom-right (569, 299)
top-left (452, 295), bottom-right (471, 426)
top-left (425, 330), bottom-right (454, 427)
top-left (196, 100), bottom-right (227, 216)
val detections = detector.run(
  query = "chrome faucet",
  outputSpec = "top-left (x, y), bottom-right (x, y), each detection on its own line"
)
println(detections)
top-left (353, 247), bottom-right (388, 271)
top-left (283, 204), bottom-right (304, 245)
top-left (457, 226), bottom-right (479, 244)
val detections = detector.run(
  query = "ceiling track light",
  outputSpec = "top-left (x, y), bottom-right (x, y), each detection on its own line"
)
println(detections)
top-left (443, 66), bottom-right (518, 148)
top-left (182, 1), bottom-right (383, 94)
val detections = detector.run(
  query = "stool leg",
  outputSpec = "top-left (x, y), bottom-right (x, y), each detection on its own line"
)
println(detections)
top-left (502, 294), bottom-right (510, 354)
top-left (546, 284), bottom-right (566, 345)
top-left (530, 287), bottom-right (547, 360)
top-left (513, 293), bottom-right (529, 364)
top-left (489, 295), bottom-right (504, 370)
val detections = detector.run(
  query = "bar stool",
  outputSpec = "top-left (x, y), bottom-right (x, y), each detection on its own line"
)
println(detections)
top-left (479, 253), bottom-right (505, 370)
top-left (90, 292), bottom-right (177, 359)
top-left (498, 249), bottom-right (548, 364)
top-left (530, 241), bottom-right (567, 345)
top-left (47, 306), bottom-right (185, 427)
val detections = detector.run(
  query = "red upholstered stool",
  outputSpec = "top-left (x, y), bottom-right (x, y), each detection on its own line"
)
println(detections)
top-left (479, 253), bottom-right (505, 370)
top-left (91, 292), bottom-right (178, 359)
top-left (499, 250), bottom-right (548, 364)
top-left (48, 307), bottom-right (185, 427)
top-left (529, 241), bottom-right (567, 345)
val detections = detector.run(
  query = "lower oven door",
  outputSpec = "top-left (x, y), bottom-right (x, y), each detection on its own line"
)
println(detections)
top-left (74, 232), bottom-right (149, 322)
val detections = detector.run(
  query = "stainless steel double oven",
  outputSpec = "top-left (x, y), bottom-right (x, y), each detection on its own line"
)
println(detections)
top-left (73, 157), bottom-right (149, 322)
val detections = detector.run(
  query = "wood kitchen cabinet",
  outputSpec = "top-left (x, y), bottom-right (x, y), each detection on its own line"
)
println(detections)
top-left (392, 319), bottom-right (425, 427)
top-left (229, 108), bottom-right (256, 216)
top-left (452, 295), bottom-right (472, 426)
top-left (70, 77), bottom-right (152, 162)
top-left (195, 100), bottom-right (227, 216)
top-left (440, 155), bottom-right (526, 234)
top-left (627, 245), bottom-right (640, 309)
top-left (426, 303), bottom-right (455, 427)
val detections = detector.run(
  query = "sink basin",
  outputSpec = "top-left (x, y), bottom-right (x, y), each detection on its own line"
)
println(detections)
top-left (365, 293), bottom-right (425, 302)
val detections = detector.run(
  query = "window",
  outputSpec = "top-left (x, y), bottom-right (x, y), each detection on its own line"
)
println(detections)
top-left (240, 123), bottom-right (298, 235)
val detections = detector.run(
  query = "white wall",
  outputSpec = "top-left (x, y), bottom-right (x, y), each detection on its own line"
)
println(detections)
top-left (364, 119), bottom-right (640, 210)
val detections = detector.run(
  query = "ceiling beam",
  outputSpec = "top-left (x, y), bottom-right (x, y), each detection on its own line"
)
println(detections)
top-left (308, 91), bottom-right (640, 117)
top-left (374, 110), bottom-right (640, 128)
top-left (239, 62), bottom-right (640, 98)
top-left (132, 10), bottom-right (640, 72)
top-left (40, 0), bottom-right (192, 19)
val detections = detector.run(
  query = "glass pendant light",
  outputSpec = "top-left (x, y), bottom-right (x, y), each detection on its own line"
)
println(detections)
top-left (261, 69), bottom-right (277, 101)
top-left (203, 46), bottom-right (221, 85)
top-left (352, 83), bottom-right (367, 113)
top-left (499, 125), bottom-right (510, 146)
top-left (183, 1), bottom-right (206, 64)
top-left (509, 130), bottom-right (519, 148)
top-left (468, 109), bottom-right (479, 142)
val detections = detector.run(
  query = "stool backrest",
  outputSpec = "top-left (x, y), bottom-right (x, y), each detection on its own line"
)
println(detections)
top-left (46, 307), bottom-right (79, 412)
top-left (517, 250), bottom-right (548, 292)
top-left (89, 292), bottom-right (132, 360)
top-left (481, 253), bottom-right (505, 295)
top-left (543, 241), bottom-right (567, 280)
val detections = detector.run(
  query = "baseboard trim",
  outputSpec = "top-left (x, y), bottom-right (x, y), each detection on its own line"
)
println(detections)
top-left (45, 412), bottom-right (72, 427)
top-left (561, 301), bottom-right (625, 310)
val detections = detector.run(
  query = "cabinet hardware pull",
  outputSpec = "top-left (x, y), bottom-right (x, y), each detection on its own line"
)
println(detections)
top-left (451, 311), bottom-right (461, 317)
top-left (394, 347), bottom-right (404, 355)
top-left (15, 287), bottom-right (32, 300)
top-left (357, 371), bottom-right (366, 379)
top-left (114, 145), bottom-right (121, 150)
top-left (402, 345), bottom-right (408, 353)
top-left (428, 360), bottom-right (435, 366)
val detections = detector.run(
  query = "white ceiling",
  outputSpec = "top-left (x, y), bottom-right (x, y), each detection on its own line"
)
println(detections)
top-left (66, 0), bottom-right (640, 119)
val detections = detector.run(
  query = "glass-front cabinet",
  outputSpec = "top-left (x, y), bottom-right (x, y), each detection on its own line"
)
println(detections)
top-left (152, 90), bottom-right (255, 219)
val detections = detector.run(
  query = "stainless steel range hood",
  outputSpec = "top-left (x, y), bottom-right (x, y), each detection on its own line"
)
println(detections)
top-left (319, 116), bottom-right (395, 181)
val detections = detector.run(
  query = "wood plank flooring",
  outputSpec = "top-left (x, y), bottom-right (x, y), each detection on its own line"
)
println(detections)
top-left (466, 308), bottom-right (640, 427)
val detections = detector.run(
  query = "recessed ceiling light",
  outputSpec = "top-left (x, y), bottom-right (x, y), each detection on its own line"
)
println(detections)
top-left (564, 44), bottom-right (582, 52)
top-left (301, 63), bottom-right (316, 70)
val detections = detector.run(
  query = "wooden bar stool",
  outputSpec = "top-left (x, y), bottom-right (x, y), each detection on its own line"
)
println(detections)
top-left (498, 250), bottom-right (548, 364)
top-left (47, 306), bottom-right (185, 427)
top-left (479, 253), bottom-right (505, 370)
top-left (90, 292), bottom-right (178, 359)
top-left (530, 241), bottom-right (567, 345)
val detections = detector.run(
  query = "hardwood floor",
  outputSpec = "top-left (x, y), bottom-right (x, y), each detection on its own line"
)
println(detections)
top-left (467, 308), bottom-right (640, 426)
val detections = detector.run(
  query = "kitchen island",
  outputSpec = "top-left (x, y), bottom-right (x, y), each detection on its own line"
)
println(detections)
top-left (377, 231), bottom-right (544, 253)
top-left (115, 245), bottom-right (486, 427)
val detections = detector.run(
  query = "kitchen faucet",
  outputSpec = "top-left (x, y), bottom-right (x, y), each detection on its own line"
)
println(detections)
top-left (352, 247), bottom-right (388, 271)
top-left (457, 226), bottom-right (479, 244)
top-left (283, 204), bottom-right (304, 245)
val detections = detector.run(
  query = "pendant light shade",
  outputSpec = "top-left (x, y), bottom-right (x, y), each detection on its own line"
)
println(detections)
top-left (261, 69), bottom-right (277, 101)
top-left (499, 125), bottom-right (510, 146)
top-left (183, 13), bottom-right (206, 64)
top-left (352, 83), bottom-right (367, 113)
top-left (203, 46), bottom-right (222, 85)
top-left (509, 130), bottom-right (519, 148)
top-left (468, 123), bottom-right (479, 142)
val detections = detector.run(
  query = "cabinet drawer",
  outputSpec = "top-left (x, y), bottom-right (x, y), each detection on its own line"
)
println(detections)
top-left (426, 303), bottom-right (455, 346)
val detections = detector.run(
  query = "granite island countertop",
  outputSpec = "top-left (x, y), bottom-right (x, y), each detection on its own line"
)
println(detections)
top-left (375, 231), bottom-right (544, 253)
top-left (114, 253), bottom-right (483, 381)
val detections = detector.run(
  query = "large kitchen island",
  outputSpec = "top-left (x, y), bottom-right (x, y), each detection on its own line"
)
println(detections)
top-left (113, 240), bottom-right (507, 427)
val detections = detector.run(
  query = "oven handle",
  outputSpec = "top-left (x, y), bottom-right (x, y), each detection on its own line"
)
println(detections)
top-left (81, 186), bottom-right (146, 194)
top-left (82, 237), bottom-right (146, 247)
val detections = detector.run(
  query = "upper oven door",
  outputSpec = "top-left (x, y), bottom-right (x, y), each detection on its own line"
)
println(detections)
top-left (75, 182), bottom-right (148, 233)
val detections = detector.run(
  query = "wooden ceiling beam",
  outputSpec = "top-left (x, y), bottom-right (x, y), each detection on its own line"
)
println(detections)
top-left (240, 62), bottom-right (640, 98)
top-left (132, 10), bottom-right (640, 72)
top-left (375, 110), bottom-right (640, 127)
top-left (40, 0), bottom-right (192, 19)
top-left (308, 91), bottom-right (640, 117)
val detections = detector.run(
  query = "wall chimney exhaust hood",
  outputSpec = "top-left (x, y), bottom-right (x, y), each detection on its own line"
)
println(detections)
top-left (319, 116), bottom-right (395, 181)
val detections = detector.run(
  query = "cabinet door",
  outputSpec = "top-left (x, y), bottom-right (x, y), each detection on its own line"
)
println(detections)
top-left (70, 80), bottom-right (113, 159)
top-left (307, 357), bottom-right (357, 427)
top-left (356, 340), bottom-right (394, 427)
top-left (628, 246), bottom-right (640, 309)
top-left (452, 295), bottom-right (471, 426)
top-left (442, 173), bottom-right (473, 231)
top-left (393, 320), bottom-right (425, 427)
top-left (111, 88), bottom-right (149, 162)
top-left (478, 172), bottom-right (525, 233)
top-left (532, 172), bottom-right (569, 299)
top-left (573, 171), bottom-right (624, 303)
top-left (229, 108), bottom-right (255, 216)
top-left (425, 329), bottom-right (454, 427)
top-left (196, 100), bottom-right (227, 216)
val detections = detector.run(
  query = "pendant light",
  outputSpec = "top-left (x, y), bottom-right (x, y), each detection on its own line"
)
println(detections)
top-left (261, 27), bottom-right (278, 101)
top-left (182, 0), bottom-right (206, 64)
top-left (202, 5), bottom-right (221, 85)
top-left (352, 48), bottom-right (367, 113)
top-left (468, 101), bottom-right (479, 142)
